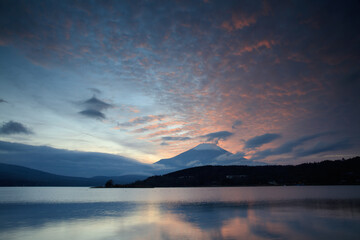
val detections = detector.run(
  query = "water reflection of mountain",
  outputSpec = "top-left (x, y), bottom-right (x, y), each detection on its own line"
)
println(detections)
top-left (160, 202), bottom-right (248, 230)
top-left (161, 199), bottom-right (360, 231)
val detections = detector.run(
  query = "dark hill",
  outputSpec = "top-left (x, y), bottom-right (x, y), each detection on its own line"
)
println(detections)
top-left (120, 157), bottom-right (360, 187)
top-left (0, 163), bottom-right (147, 186)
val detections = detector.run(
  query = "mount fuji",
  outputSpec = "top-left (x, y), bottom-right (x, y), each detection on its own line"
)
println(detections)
top-left (153, 143), bottom-right (266, 172)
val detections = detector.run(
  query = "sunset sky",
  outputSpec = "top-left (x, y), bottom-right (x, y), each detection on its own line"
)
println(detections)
top-left (0, 0), bottom-right (359, 164)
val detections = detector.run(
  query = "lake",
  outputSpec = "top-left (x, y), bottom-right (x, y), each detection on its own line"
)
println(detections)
top-left (0, 186), bottom-right (360, 240)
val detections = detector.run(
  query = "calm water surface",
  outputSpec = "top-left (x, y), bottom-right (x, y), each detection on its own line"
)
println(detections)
top-left (0, 186), bottom-right (360, 240)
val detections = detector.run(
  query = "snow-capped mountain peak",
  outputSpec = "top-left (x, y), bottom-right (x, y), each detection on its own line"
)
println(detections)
top-left (192, 143), bottom-right (224, 151)
top-left (153, 142), bottom-right (266, 174)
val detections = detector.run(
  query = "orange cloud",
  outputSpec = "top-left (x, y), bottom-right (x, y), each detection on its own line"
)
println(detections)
top-left (221, 1), bottom-right (271, 31)
top-left (118, 115), bottom-right (166, 128)
top-left (221, 21), bottom-right (234, 31)
top-left (234, 40), bottom-right (277, 55)
top-left (232, 14), bottom-right (257, 30)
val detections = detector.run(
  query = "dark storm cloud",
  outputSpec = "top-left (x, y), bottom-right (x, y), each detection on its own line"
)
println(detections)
top-left (0, 140), bottom-right (36, 152)
top-left (251, 132), bottom-right (332, 160)
top-left (200, 131), bottom-right (233, 143)
top-left (232, 120), bottom-right (243, 129)
top-left (0, 121), bottom-right (32, 135)
top-left (245, 133), bottom-right (281, 149)
top-left (162, 136), bottom-right (191, 141)
top-left (79, 109), bottom-right (105, 119)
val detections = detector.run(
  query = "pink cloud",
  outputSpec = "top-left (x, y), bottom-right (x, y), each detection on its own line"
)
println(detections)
top-left (132, 120), bottom-right (186, 133)
top-left (144, 128), bottom-right (184, 139)
top-left (118, 115), bottom-right (166, 128)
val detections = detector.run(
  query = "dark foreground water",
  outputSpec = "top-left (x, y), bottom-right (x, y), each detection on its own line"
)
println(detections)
top-left (0, 186), bottom-right (360, 240)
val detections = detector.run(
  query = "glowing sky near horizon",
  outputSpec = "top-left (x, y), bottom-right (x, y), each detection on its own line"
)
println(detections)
top-left (0, 0), bottom-right (359, 164)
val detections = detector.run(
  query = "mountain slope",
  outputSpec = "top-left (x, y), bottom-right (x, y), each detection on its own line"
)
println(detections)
top-left (0, 163), bottom-right (147, 186)
top-left (154, 143), bottom-right (265, 171)
top-left (155, 143), bottom-right (229, 168)
top-left (0, 163), bottom-right (93, 186)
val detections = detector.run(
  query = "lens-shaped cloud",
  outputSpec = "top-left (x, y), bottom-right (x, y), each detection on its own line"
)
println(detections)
top-left (200, 131), bottom-right (234, 144)
top-left (78, 96), bottom-right (113, 120)
top-left (0, 121), bottom-right (32, 135)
